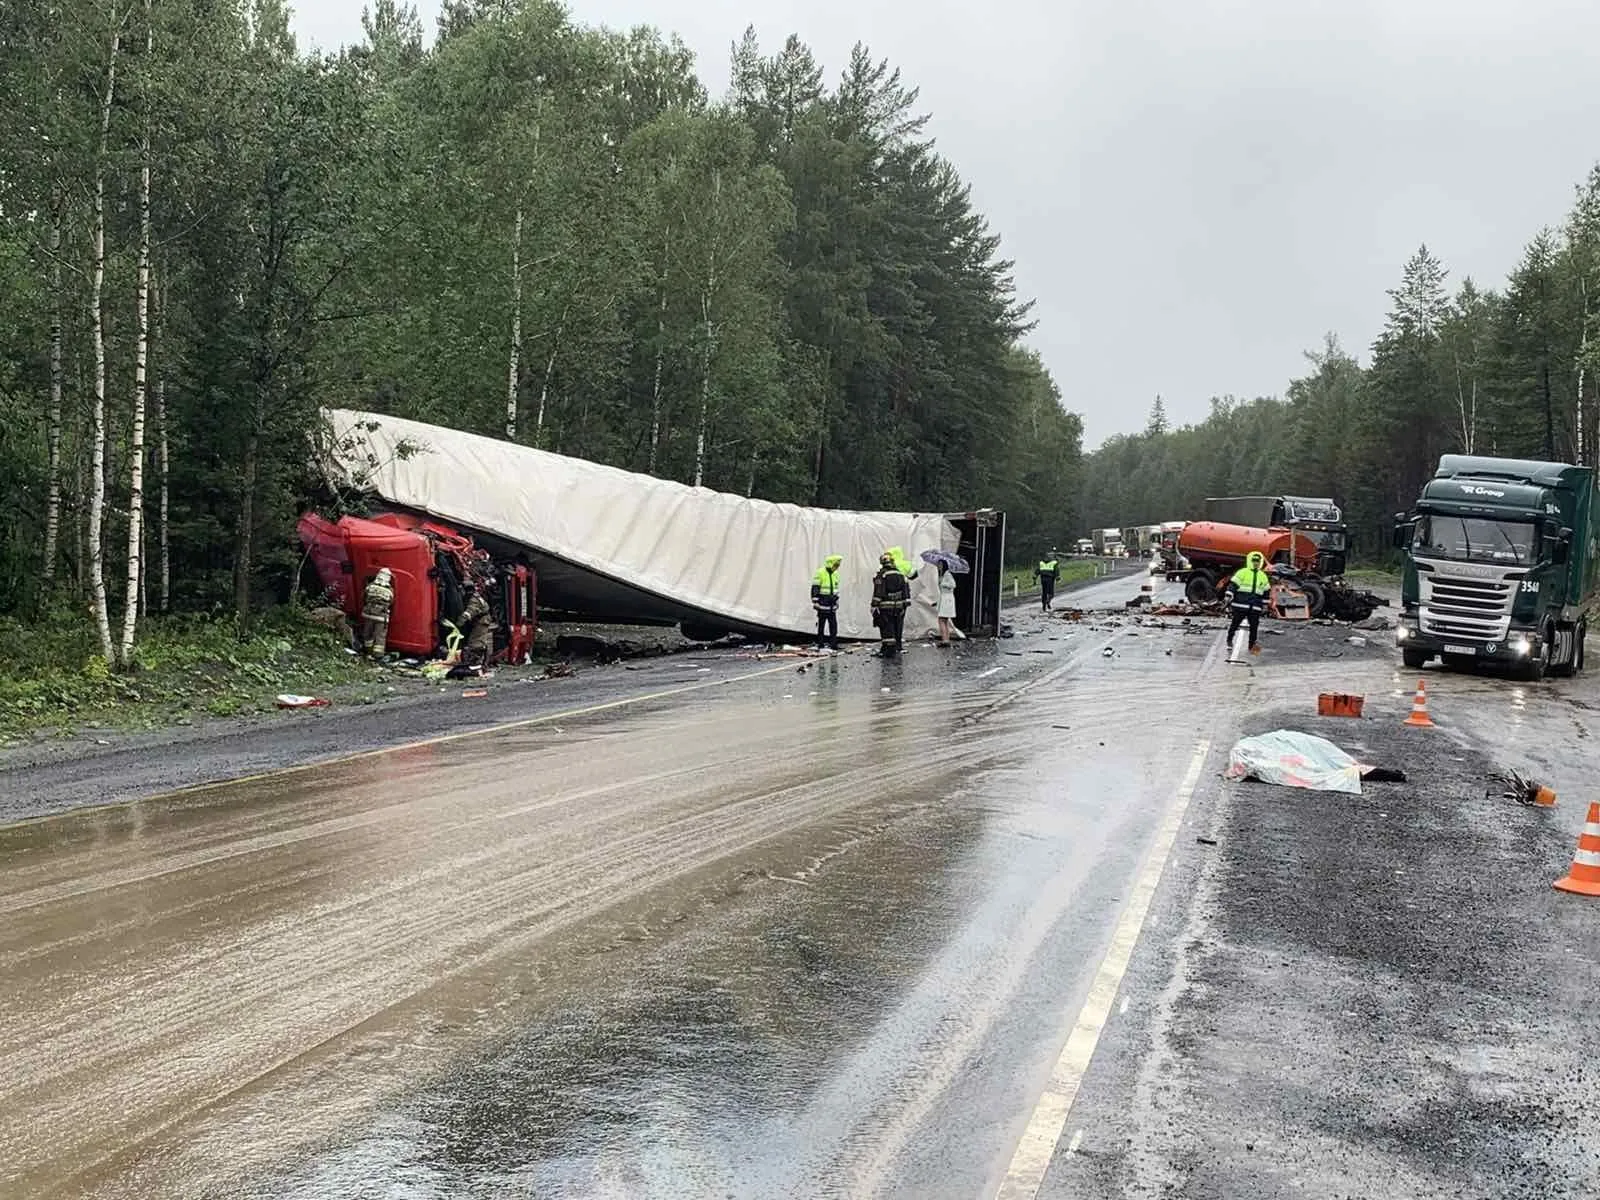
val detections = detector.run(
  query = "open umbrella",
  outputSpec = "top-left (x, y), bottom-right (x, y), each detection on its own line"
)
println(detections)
top-left (920, 549), bottom-right (970, 573)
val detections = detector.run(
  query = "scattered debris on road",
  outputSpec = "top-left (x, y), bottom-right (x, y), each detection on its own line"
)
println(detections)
top-left (1495, 768), bottom-right (1556, 808)
top-left (1316, 692), bottom-right (1365, 718)
top-left (274, 694), bottom-right (330, 709)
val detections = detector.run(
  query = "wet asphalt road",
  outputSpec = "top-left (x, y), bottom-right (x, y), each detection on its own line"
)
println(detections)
top-left (6, 564), bottom-right (1599, 1198)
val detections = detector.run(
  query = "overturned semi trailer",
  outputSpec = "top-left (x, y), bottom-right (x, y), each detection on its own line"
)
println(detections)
top-left (322, 410), bottom-right (1006, 642)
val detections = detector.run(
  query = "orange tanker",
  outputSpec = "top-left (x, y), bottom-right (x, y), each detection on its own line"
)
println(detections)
top-left (1176, 521), bottom-right (1320, 572)
top-left (1167, 520), bottom-right (1328, 609)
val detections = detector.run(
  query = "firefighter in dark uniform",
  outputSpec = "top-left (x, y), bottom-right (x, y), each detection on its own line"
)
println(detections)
top-left (362, 567), bottom-right (394, 657)
top-left (457, 579), bottom-right (499, 668)
top-left (871, 552), bottom-right (911, 657)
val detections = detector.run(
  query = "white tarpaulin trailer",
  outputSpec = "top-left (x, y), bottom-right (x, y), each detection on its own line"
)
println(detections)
top-left (322, 409), bottom-right (1005, 642)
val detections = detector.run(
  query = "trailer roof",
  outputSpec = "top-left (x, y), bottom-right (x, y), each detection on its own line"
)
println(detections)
top-left (321, 409), bottom-right (965, 641)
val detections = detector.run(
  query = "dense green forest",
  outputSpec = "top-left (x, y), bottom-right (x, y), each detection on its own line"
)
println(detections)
top-left (1079, 171), bottom-right (1600, 555)
top-left (6, 0), bottom-right (1599, 670)
top-left (0, 0), bottom-right (1081, 663)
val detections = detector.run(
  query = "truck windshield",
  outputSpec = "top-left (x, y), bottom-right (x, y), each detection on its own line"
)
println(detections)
top-left (1416, 516), bottom-right (1535, 565)
top-left (1290, 529), bottom-right (1346, 552)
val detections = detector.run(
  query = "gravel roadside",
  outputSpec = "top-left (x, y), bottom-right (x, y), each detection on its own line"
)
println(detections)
top-left (1039, 654), bottom-right (1600, 1199)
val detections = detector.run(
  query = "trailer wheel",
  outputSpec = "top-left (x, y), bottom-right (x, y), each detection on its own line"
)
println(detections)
top-left (1185, 571), bottom-right (1217, 604)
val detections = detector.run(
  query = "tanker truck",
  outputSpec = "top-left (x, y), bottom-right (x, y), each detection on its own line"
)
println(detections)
top-left (1166, 522), bottom-right (1319, 607)
top-left (1393, 455), bottom-right (1597, 680)
top-left (1165, 521), bottom-right (1381, 620)
top-left (1203, 495), bottom-right (1348, 575)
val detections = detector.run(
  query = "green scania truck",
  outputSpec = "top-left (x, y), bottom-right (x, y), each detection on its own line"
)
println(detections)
top-left (1394, 455), bottom-right (1598, 680)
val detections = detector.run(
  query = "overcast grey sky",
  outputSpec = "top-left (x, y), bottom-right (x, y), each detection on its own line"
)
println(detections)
top-left (291, 0), bottom-right (1600, 447)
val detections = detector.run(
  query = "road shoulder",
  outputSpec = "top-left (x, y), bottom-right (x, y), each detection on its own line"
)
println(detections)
top-left (1038, 690), bottom-right (1600, 1200)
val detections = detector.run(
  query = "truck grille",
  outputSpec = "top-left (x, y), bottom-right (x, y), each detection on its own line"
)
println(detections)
top-left (1419, 573), bottom-right (1515, 642)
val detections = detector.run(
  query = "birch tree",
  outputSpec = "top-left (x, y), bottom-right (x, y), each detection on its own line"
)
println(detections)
top-left (118, 0), bottom-right (153, 665)
top-left (45, 189), bottom-right (65, 585)
top-left (88, 5), bottom-right (123, 663)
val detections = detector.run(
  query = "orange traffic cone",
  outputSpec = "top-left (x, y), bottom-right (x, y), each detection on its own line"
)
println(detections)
top-left (1553, 802), bottom-right (1600, 897)
top-left (1402, 679), bottom-right (1434, 727)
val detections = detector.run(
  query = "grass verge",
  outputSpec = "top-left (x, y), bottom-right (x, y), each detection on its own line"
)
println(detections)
top-left (0, 607), bottom-right (382, 745)
top-left (1002, 559), bottom-right (1104, 598)
top-left (1343, 567), bottom-right (1402, 592)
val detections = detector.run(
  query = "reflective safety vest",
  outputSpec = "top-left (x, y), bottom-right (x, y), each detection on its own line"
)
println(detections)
top-left (1038, 559), bottom-right (1059, 576)
top-left (1228, 565), bottom-right (1271, 608)
top-left (813, 566), bottom-right (841, 596)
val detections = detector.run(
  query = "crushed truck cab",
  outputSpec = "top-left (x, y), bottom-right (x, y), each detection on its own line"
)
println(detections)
top-left (1395, 455), bottom-right (1597, 680)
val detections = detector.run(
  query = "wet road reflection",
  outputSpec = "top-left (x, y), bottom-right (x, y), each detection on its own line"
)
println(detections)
top-left (3, 602), bottom-right (1215, 1199)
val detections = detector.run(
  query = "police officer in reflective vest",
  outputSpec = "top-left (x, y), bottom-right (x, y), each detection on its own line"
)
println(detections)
top-left (811, 554), bottom-right (843, 650)
top-left (1035, 551), bottom-right (1061, 612)
top-left (1223, 550), bottom-right (1272, 656)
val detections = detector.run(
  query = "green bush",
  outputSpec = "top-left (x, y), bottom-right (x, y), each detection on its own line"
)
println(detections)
top-left (0, 606), bottom-right (355, 739)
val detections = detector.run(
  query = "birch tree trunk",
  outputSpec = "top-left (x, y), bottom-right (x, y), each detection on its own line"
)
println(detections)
top-left (505, 206), bottom-right (522, 439)
top-left (533, 305), bottom-right (567, 447)
top-left (648, 230), bottom-right (669, 473)
top-left (88, 18), bottom-right (121, 664)
top-left (693, 169), bottom-right (720, 490)
top-left (157, 271), bottom-right (169, 612)
top-left (119, 0), bottom-right (152, 666)
top-left (1578, 280), bottom-right (1589, 465)
top-left (45, 191), bottom-right (65, 585)
top-left (1454, 356), bottom-right (1473, 453)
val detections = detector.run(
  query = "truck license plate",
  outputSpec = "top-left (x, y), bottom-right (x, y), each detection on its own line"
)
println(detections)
top-left (1443, 644), bottom-right (1479, 655)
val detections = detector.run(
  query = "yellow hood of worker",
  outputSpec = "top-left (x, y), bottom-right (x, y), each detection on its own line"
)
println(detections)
top-left (1245, 551), bottom-right (1266, 570)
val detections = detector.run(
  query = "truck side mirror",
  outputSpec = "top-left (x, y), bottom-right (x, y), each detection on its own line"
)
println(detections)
top-left (1392, 518), bottom-right (1414, 550)
top-left (1554, 527), bottom-right (1573, 564)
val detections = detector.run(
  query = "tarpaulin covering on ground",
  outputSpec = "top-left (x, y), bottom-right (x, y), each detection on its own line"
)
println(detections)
top-left (321, 409), bottom-right (959, 641)
top-left (1224, 730), bottom-right (1368, 794)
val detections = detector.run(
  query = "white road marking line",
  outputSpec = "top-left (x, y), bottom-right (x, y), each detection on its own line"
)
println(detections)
top-left (978, 667), bottom-right (1003, 679)
top-left (1119, 997), bottom-right (1128, 1016)
top-left (994, 738), bottom-right (1212, 1200)
top-left (1063, 1130), bottom-right (1084, 1160)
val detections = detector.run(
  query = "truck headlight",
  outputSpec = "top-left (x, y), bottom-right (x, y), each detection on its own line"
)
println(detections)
top-left (1507, 634), bottom-right (1531, 657)
top-left (1395, 625), bottom-right (1410, 642)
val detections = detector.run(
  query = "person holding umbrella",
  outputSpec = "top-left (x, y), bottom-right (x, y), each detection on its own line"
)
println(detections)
top-left (935, 562), bottom-right (959, 646)
top-left (920, 549), bottom-right (969, 648)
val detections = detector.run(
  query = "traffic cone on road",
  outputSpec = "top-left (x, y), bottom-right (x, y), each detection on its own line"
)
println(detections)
top-left (1402, 679), bottom-right (1435, 728)
top-left (1553, 802), bottom-right (1600, 897)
